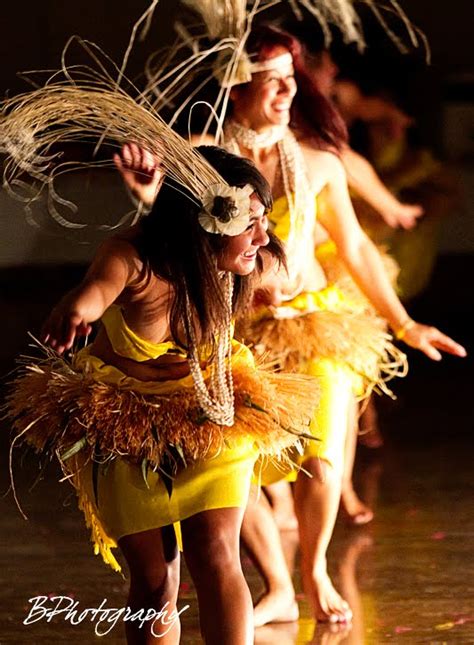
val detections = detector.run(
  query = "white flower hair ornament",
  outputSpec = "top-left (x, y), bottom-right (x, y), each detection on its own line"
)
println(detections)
top-left (199, 183), bottom-right (254, 235)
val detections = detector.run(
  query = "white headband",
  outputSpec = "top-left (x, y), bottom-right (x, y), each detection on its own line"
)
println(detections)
top-left (214, 51), bottom-right (293, 88)
top-left (249, 52), bottom-right (294, 74)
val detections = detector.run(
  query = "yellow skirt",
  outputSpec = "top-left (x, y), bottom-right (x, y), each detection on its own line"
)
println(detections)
top-left (240, 285), bottom-right (406, 398)
top-left (256, 356), bottom-right (354, 482)
top-left (75, 436), bottom-right (257, 570)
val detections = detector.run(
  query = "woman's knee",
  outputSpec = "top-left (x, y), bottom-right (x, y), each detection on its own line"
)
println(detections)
top-left (120, 526), bottom-right (180, 598)
top-left (182, 510), bottom-right (242, 578)
top-left (300, 456), bottom-right (342, 483)
top-left (128, 558), bottom-right (180, 612)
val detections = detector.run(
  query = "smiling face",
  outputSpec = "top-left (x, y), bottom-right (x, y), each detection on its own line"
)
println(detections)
top-left (230, 45), bottom-right (297, 132)
top-left (217, 193), bottom-right (269, 275)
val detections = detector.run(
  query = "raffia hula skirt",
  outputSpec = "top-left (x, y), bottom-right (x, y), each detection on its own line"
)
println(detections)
top-left (6, 340), bottom-right (318, 571)
top-left (239, 285), bottom-right (407, 480)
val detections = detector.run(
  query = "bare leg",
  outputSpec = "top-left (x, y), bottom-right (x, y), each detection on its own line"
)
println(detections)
top-left (340, 399), bottom-right (374, 526)
top-left (241, 486), bottom-right (299, 627)
top-left (181, 507), bottom-right (253, 645)
top-left (264, 480), bottom-right (298, 531)
top-left (119, 524), bottom-right (181, 644)
top-left (294, 457), bottom-right (352, 624)
top-left (238, 362), bottom-right (356, 624)
top-left (358, 397), bottom-right (384, 448)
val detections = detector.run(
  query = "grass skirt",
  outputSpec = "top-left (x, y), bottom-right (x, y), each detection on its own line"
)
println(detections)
top-left (5, 341), bottom-right (318, 570)
top-left (6, 342), bottom-right (318, 468)
top-left (238, 285), bottom-right (407, 399)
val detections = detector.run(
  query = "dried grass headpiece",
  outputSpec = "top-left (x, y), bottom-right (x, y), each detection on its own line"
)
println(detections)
top-left (213, 50), bottom-right (294, 87)
top-left (138, 0), bottom-right (427, 142)
top-left (0, 37), bottom-right (252, 234)
top-left (0, 40), bottom-right (265, 427)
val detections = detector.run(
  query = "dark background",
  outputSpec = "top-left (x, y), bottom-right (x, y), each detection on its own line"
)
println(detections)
top-left (1, 0), bottom-right (473, 376)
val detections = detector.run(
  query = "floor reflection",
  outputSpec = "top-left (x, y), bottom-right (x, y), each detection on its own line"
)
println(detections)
top-left (3, 434), bottom-right (473, 643)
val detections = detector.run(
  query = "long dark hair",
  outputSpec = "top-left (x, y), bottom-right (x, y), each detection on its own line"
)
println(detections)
top-left (136, 145), bottom-right (285, 350)
top-left (243, 25), bottom-right (348, 151)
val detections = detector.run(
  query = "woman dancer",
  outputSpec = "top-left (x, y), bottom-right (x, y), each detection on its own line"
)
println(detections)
top-left (5, 135), bottom-right (320, 643)
top-left (117, 26), bottom-right (465, 626)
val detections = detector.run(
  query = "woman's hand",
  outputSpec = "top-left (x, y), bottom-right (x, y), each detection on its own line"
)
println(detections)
top-left (41, 298), bottom-right (92, 355)
top-left (382, 202), bottom-right (424, 230)
top-left (113, 142), bottom-right (163, 206)
top-left (401, 321), bottom-right (467, 361)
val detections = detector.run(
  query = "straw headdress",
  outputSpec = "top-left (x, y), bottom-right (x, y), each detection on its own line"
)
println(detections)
top-left (0, 37), bottom-right (250, 230)
top-left (136, 0), bottom-right (426, 140)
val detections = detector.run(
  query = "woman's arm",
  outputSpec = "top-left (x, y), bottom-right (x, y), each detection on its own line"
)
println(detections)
top-left (42, 239), bottom-right (139, 353)
top-left (114, 142), bottom-right (164, 207)
top-left (115, 136), bottom-right (214, 207)
top-left (312, 150), bottom-right (466, 361)
top-left (341, 147), bottom-right (423, 229)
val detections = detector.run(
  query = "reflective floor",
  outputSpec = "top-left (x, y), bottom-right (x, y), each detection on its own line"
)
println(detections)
top-left (1, 257), bottom-right (473, 644)
top-left (1, 437), bottom-right (473, 644)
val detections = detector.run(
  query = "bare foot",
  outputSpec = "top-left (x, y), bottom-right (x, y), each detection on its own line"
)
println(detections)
top-left (340, 488), bottom-right (374, 526)
top-left (304, 571), bottom-right (352, 623)
top-left (254, 588), bottom-right (299, 628)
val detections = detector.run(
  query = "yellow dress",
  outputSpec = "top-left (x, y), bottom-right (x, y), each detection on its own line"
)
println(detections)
top-left (8, 304), bottom-right (319, 571)
top-left (241, 195), bottom-right (406, 481)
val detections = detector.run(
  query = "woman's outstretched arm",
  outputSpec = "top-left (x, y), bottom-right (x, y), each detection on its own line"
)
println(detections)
top-left (310, 149), bottom-right (466, 361)
top-left (114, 142), bottom-right (164, 206)
top-left (341, 147), bottom-right (423, 229)
top-left (41, 238), bottom-right (138, 353)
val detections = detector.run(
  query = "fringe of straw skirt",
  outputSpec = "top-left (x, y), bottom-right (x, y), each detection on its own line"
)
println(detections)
top-left (6, 341), bottom-right (319, 571)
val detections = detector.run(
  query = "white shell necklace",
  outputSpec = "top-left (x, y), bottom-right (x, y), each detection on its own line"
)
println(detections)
top-left (185, 271), bottom-right (235, 427)
top-left (224, 120), bottom-right (286, 149)
top-left (224, 122), bottom-right (313, 282)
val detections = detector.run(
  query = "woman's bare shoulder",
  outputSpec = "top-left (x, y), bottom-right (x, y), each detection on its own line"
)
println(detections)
top-left (95, 230), bottom-right (141, 267)
top-left (96, 231), bottom-right (170, 302)
top-left (84, 228), bottom-right (144, 288)
top-left (298, 141), bottom-right (339, 165)
top-left (298, 142), bottom-right (345, 183)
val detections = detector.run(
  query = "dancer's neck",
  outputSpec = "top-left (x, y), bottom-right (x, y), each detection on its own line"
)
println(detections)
top-left (226, 119), bottom-right (287, 160)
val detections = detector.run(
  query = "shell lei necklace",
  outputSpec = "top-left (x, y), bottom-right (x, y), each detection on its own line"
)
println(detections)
top-left (224, 120), bottom-right (287, 149)
top-left (185, 271), bottom-right (235, 427)
top-left (224, 123), bottom-right (312, 281)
